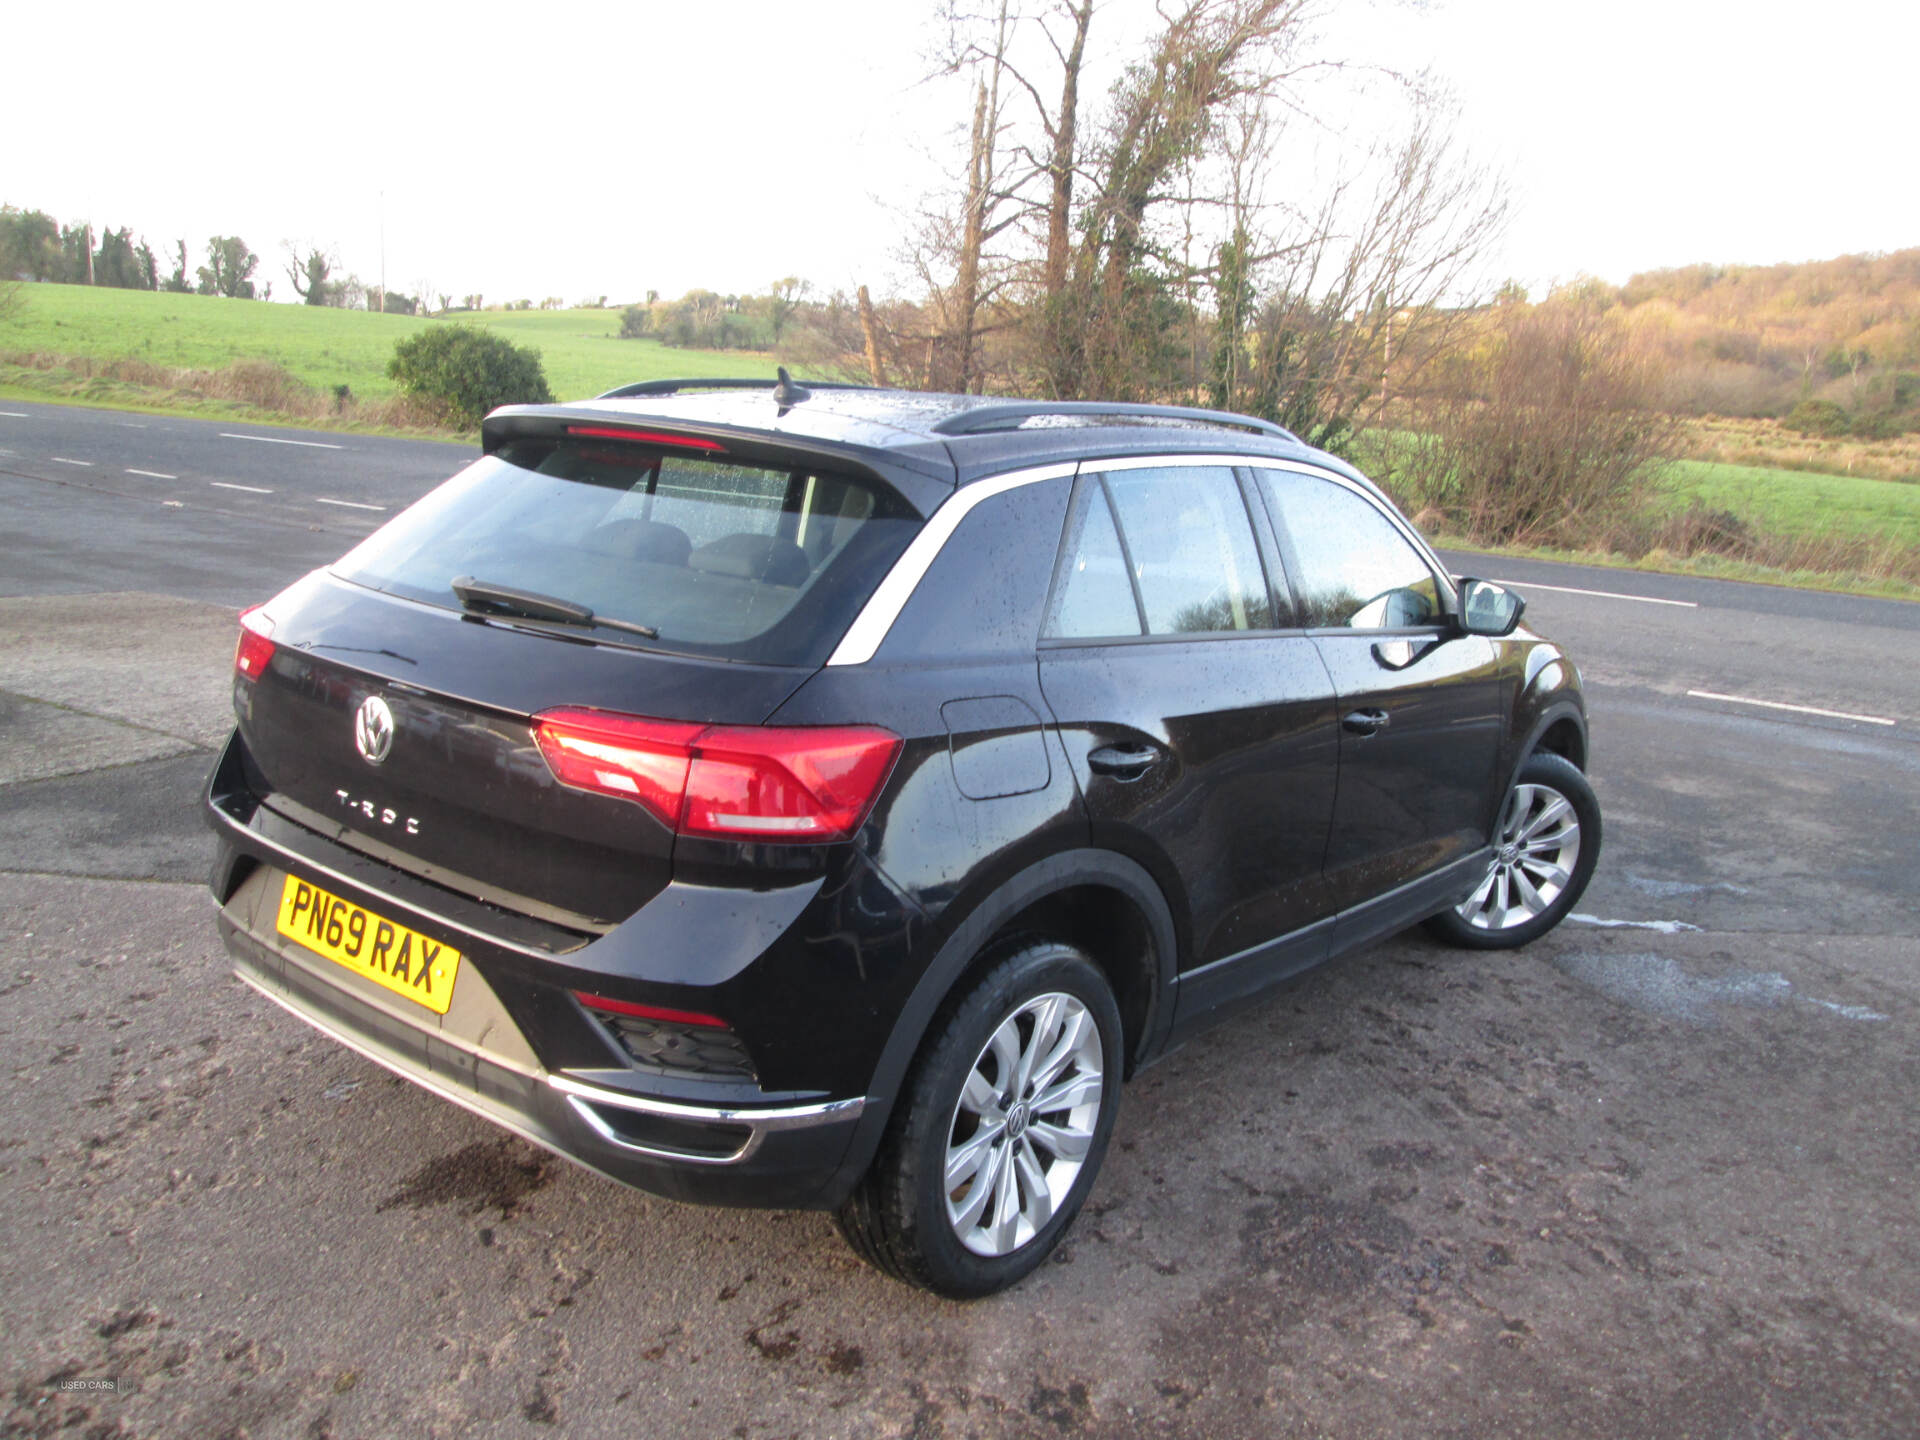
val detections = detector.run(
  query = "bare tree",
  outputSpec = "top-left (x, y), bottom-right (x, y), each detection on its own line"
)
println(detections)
top-left (1228, 102), bottom-right (1510, 452)
top-left (857, 285), bottom-right (890, 385)
top-left (936, 0), bottom-right (1327, 397)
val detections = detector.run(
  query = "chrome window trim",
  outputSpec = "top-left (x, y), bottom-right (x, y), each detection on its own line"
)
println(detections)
top-left (1079, 452), bottom-right (1277, 472)
top-left (825, 461), bottom-right (1081, 666)
top-left (825, 449), bottom-right (1454, 666)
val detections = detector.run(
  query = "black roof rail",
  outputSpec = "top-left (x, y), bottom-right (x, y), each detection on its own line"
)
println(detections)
top-left (596, 376), bottom-right (877, 399)
top-left (929, 400), bottom-right (1294, 440)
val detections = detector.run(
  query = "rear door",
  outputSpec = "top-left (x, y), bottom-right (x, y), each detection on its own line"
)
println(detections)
top-left (1036, 461), bottom-right (1341, 986)
top-left (1250, 465), bottom-right (1502, 914)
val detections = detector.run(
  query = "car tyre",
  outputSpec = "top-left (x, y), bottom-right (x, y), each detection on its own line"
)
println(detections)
top-left (835, 938), bottom-right (1123, 1298)
top-left (1425, 750), bottom-right (1601, 950)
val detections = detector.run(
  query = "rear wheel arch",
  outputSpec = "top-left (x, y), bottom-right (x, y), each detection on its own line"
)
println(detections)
top-left (816, 849), bottom-right (1175, 1205)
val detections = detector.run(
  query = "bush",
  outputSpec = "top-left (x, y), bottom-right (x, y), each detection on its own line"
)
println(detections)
top-left (387, 326), bottom-right (554, 426)
top-left (1783, 398), bottom-right (1850, 437)
top-left (1403, 296), bottom-right (1681, 546)
top-left (618, 303), bottom-right (651, 338)
top-left (1850, 411), bottom-right (1908, 441)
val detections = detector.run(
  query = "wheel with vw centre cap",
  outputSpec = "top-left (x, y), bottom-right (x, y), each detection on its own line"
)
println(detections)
top-left (1426, 750), bottom-right (1601, 950)
top-left (836, 939), bottom-right (1122, 1297)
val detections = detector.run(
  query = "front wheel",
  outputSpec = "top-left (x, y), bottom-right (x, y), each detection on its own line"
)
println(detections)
top-left (835, 939), bottom-right (1122, 1298)
top-left (1425, 750), bottom-right (1601, 950)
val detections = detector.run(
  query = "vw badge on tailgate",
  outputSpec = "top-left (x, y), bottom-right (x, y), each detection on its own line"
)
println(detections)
top-left (354, 696), bottom-right (395, 765)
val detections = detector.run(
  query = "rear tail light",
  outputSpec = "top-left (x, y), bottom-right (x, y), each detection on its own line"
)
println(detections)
top-left (573, 991), bottom-right (757, 1081)
top-left (564, 424), bottom-right (726, 453)
top-left (532, 708), bottom-right (901, 842)
top-left (572, 991), bottom-right (727, 1029)
top-left (234, 605), bottom-right (276, 679)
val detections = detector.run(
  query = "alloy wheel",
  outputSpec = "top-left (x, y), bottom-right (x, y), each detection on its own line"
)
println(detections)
top-left (943, 992), bottom-right (1105, 1258)
top-left (1456, 781), bottom-right (1583, 931)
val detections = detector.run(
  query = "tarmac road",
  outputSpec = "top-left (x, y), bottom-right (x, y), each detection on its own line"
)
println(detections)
top-left (2, 401), bottom-right (1916, 1439)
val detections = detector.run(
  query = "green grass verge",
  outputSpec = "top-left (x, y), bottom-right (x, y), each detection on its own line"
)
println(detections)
top-left (1429, 530), bottom-right (1920, 604)
top-left (1657, 458), bottom-right (1920, 548)
top-left (0, 368), bottom-right (465, 442)
top-left (0, 283), bottom-right (778, 403)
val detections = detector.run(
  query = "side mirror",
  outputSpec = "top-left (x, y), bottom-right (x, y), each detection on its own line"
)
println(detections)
top-left (1457, 579), bottom-right (1525, 637)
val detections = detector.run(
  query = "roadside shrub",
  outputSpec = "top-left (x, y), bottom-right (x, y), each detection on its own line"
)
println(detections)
top-left (387, 326), bottom-right (553, 426)
top-left (1783, 398), bottom-right (1850, 437)
top-left (618, 303), bottom-right (651, 339)
top-left (1402, 296), bottom-right (1681, 546)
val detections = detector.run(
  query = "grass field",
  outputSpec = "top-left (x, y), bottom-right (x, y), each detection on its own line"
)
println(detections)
top-left (0, 283), bottom-right (777, 402)
top-left (1660, 458), bottom-right (1920, 548)
top-left (3, 282), bottom-right (1916, 599)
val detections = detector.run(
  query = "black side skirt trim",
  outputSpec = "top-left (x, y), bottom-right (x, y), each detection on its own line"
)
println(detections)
top-left (1167, 847), bottom-right (1492, 1044)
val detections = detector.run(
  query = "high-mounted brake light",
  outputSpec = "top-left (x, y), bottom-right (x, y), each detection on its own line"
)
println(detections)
top-left (571, 991), bottom-right (728, 1029)
top-left (235, 605), bottom-right (276, 679)
top-left (564, 425), bottom-right (727, 453)
top-left (532, 708), bottom-right (901, 843)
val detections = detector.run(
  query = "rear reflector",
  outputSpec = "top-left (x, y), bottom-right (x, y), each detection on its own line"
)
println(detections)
top-left (572, 991), bottom-right (729, 1029)
top-left (235, 604), bottom-right (276, 679)
top-left (532, 708), bottom-right (900, 842)
top-left (564, 424), bottom-right (726, 453)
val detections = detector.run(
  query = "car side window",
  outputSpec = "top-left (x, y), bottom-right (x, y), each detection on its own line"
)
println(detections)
top-left (1101, 467), bottom-right (1274, 634)
top-left (1045, 480), bottom-right (1144, 639)
top-left (1255, 468), bottom-right (1443, 630)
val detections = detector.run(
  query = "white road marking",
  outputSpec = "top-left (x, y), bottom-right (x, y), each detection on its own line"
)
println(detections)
top-left (1802, 997), bottom-right (1888, 1022)
top-left (119, 422), bottom-right (149, 428)
top-left (211, 481), bottom-right (273, 494)
top-left (162, 500), bottom-right (184, 508)
top-left (1489, 578), bottom-right (1698, 609)
top-left (0, 411), bottom-right (29, 418)
top-left (1686, 689), bottom-right (1896, 727)
top-left (315, 497), bottom-right (385, 512)
top-left (51, 456), bottom-right (94, 467)
top-left (126, 468), bottom-right (178, 480)
top-left (220, 432), bottom-right (345, 450)
top-left (1569, 914), bottom-right (1702, 934)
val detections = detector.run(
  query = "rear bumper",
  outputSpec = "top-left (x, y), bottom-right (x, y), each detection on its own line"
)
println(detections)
top-left (217, 907), bottom-right (867, 1209)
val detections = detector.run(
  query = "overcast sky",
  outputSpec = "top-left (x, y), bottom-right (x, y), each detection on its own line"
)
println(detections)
top-left (8, 0), bottom-right (1912, 304)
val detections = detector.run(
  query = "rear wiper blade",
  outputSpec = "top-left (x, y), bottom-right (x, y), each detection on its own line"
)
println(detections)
top-left (451, 575), bottom-right (658, 639)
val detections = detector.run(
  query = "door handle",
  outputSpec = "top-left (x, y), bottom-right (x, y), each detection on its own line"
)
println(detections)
top-left (1087, 744), bottom-right (1161, 780)
top-left (1341, 708), bottom-right (1390, 736)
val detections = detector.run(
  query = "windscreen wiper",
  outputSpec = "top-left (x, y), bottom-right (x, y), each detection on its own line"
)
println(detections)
top-left (451, 576), bottom-right (659, 639)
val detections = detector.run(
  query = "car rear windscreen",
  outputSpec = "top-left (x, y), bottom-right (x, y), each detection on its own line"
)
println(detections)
top-left (330, 436), bottom-right (922, 666)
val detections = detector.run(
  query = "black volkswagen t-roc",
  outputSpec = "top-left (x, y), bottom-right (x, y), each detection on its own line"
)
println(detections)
top-left (207, 377), bottom-right (1599, 1296)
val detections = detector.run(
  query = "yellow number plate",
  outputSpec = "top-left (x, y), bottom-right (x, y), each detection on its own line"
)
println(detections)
top-left (275, 874), bottom-right (462, 1015)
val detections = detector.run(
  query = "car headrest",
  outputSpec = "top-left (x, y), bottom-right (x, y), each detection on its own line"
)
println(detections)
top-left (687, 532), bottom-right (811, 588)
top-left (585, 519), bottom-right (692, 566)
